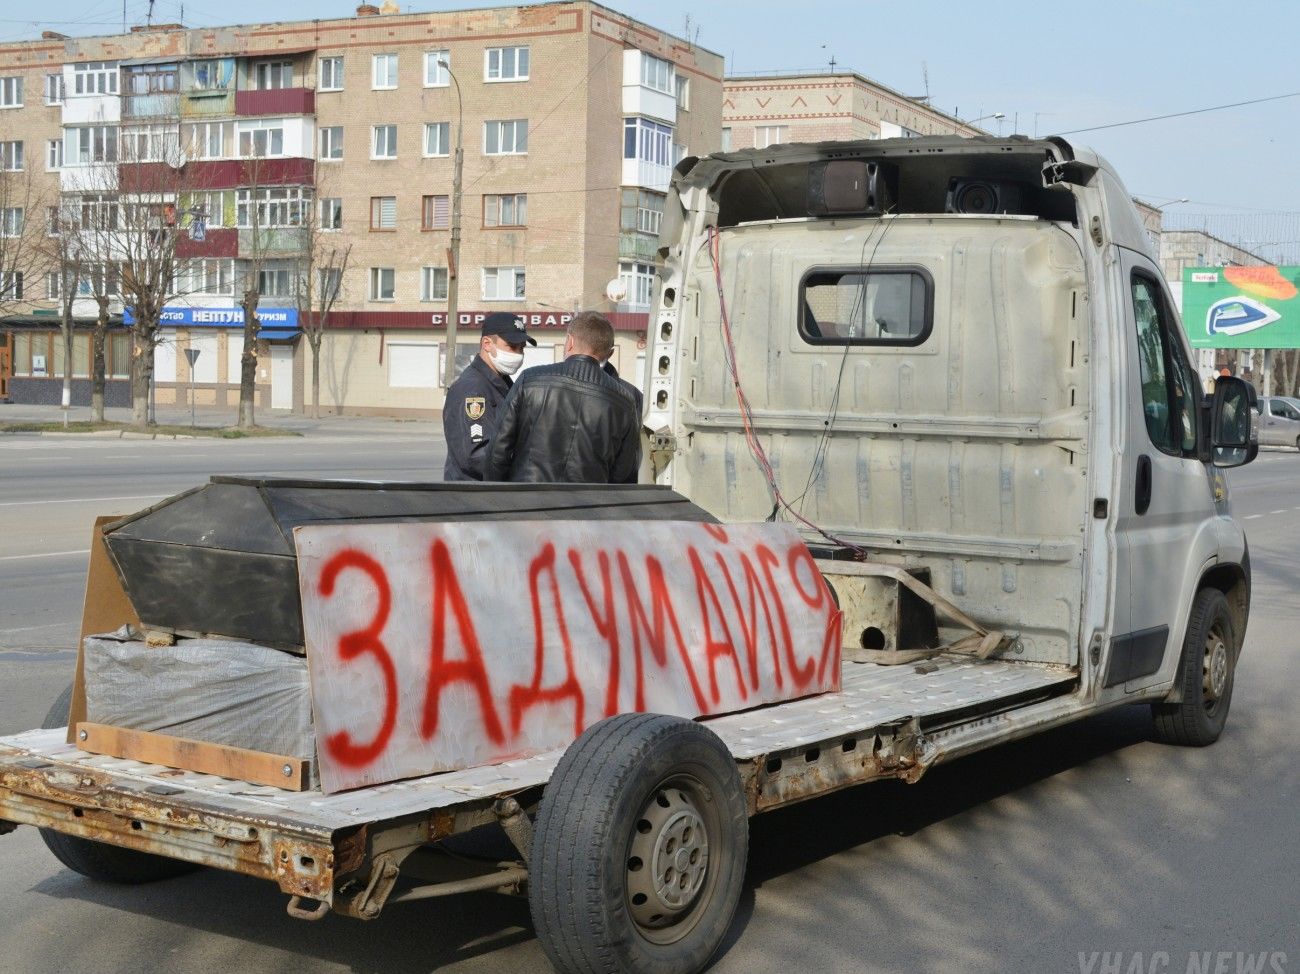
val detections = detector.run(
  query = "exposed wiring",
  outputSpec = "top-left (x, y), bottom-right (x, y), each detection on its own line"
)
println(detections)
top-left (706, 224), bottom-right (868, 557)
top-left (1059, 90), bottom-right (1300, 135)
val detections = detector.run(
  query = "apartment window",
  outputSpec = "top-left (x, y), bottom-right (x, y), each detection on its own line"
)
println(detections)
top-left (45, 206), bottom-right (60, 235)
top-left (79, 194), bottom-right (119, 231)
top-left (125, 63), bottom-right (178, 95)
top-left (720, 127), bottom-right (732, 152)
top-left (319, 126), bottom-right (343, 160)
top-left (76, 262), bottom-right (121, 297)
top-left (423, 121), bottom-right (450, 157)
top-left (421, 195), bottom-right (449, 231)
top-left (755, 125), bottom-right (788, 148)
top-left (624, 117), bottom-right (672, 165)
top-left (188, 190), bottom-right (230, 227)
top-left (44, 73), bottom-right (64, 105)
top-left (369, 267), bottom-right (395, 301)
top-left (620, 189), bottom-right (663, 235)
top-left (482, 265), bottom-right (525, 301)
top-left (640, 53), bottom-right (673, 94)
top-left (485, 46), bottom-right (529, 82)
top-left (0, 141), bottom-right (22, 171)
top-left (121, 124), bottom-right (179, 163)
top-left (619, 262), bottom-right (655, 310)
top-left (372, 54), bottom-right (398, 89)
top-left (254, 61), bottom-right (292, 90)
top-left (484, 193), bottom-right (526, 228)
top-left (236, 186), bottom-right (311, 228)
top-left (0, 77), bottom-right (24, 108)
top-left (484, 119), bottom-right (527, 155)
top-left (675, 75), bottom-right (689, 110)
top-left (371, 124), bottom-right (397, 159)
top-left (319, 56), bottom-right (344, 91)
top-left (1, 208), bottom-right (23, 237)
top-left (320, 197), bottom-right (342, 230)
top-left (1, 272), bottom-right (23, 299)
top-left (421, 266), bottom-right (448, 301)
top-left (72, 62), bottom-right (118, 96)
top-left (237, 119), bottom-right (285, 158)
top-left (370, 196), bottom-right (396, 230)
top-left (424, 51), bottom-right (450, 87)
top-left (190, 60), bottom-right (230, 92)
top-left (181, 258), bottom-right (236, 295)
top-left (319, 267), bottom-right (342, 301)
top-left (46, 271), bottom-right (62, 300)
top-left (258, 265), bottom-right (293, 297)
top-left (185, 120), bottom-right (230, 159)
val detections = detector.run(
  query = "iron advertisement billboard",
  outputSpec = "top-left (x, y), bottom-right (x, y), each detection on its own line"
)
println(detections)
top-left (1181, 266), bottom-right (1300, 349)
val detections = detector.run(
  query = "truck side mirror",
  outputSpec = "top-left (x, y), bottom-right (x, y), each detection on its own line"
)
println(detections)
top-left (1209, 376), bottom-right (1258, 468)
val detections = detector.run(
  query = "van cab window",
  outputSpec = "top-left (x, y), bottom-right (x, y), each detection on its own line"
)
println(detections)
top-left (799, 267), bottom-right (932, 346)
top-left (1132, 275), bottom-right (1198, 456)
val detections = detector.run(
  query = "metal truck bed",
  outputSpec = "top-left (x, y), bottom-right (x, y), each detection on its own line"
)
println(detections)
top-left (0, 655), bottom-right (1076, 915)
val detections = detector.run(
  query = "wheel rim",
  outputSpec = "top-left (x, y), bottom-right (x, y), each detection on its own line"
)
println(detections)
top-left (1202, 624), bottom-right (1230, 714)
top-left (624, 773), bottom-right (717, 945)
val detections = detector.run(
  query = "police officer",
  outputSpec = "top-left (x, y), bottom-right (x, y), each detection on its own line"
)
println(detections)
top-left (442, 312), bottom-right (536, 481)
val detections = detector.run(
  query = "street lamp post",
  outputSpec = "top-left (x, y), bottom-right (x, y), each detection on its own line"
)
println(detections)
top-left (440, 59), bottom-right (464, 389)
top-left (962, 111), bottom-right (1004, 133)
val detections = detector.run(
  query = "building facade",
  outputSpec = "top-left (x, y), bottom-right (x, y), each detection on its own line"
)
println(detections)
top-left (721, 70), bottom-right (980, 152)
top-left (0, 2), bottom-right (723, 416)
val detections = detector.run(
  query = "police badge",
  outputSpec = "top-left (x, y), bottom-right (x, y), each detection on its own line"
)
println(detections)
top-left (465, 397), bottom-right (486, 421)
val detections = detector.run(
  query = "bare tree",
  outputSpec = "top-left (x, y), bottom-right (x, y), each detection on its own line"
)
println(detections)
top-left (294, 188), bottom-right (350, 419)
top-left (44, 204), bottom-right (84, 426)
top-left (0, 140), bottom-right (52, 319)
top-left (235, 155), bottom-right (268, 429)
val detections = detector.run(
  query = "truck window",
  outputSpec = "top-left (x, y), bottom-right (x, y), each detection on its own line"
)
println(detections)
top-left (1132, 274), bottom-right (1198, 456)
top-left (799, 267), bottom-right (932, 346)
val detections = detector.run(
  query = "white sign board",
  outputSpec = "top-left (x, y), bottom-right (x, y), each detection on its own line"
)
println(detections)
top-left (296, 520), bottom-right (843, 793)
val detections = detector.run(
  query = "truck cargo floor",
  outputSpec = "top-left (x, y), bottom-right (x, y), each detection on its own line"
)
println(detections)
top-left (0, 656), bottom-right (1076, 834)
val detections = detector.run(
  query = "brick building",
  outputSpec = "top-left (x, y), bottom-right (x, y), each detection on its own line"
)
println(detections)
top-left (721, 70), bottom-right (980, 152)
top-left (0, 2), bottom-right (723, 416)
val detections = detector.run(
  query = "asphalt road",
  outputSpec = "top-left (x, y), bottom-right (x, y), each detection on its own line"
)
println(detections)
top-left (0, 434), bottom-right (1296, 974)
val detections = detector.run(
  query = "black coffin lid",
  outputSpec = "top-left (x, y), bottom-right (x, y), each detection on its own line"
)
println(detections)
top-left (101, 478), bottom-right (717, 651)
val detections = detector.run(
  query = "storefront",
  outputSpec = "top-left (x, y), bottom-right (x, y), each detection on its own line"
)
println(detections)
top-left (0, 314), bottom-right (131, 406)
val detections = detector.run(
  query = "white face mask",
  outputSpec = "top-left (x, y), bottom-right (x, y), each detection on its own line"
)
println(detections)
top-left (492, 348), bottom-right (525, 375)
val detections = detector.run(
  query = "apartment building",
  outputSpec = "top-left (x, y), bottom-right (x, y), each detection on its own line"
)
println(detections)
top-left (0, 2), bottom-right (723, 416)
top-left (722, 70), bottom-right (980, 151)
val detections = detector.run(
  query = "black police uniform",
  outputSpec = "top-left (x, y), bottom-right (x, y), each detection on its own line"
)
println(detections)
top-left (443, 354), bottom-right (515, 481)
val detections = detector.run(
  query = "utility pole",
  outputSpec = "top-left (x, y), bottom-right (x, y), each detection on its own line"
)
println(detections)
top-left (441, 59), bottom-right (464, 389)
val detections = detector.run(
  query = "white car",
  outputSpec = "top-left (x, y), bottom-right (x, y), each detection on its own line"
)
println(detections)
top-left (1258, 396), bottom-right (1300, 449)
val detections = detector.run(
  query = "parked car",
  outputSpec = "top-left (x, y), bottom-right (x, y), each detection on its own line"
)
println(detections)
top-left (1258, 396), bottom-right (1300, 448)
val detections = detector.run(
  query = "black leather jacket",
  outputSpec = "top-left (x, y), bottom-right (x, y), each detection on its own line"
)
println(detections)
top-left (485, 355), bottom-right (640, 483)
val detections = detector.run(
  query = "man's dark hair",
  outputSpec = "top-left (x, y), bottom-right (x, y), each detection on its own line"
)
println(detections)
top-left (567, 311), bottom-right (616, 358)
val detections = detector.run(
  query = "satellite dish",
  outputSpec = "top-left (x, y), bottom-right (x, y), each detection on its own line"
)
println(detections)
top-left (605, 277), bottom-right (628, 303)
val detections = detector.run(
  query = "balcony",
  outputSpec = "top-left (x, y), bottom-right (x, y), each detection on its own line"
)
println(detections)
top-left (235, 88), bottom-right (314, 117)
top-left (123, 93), bottom-right (180, 119)
top-left (239, 226), bottom-right (308, 257)
top-left (176, 227), bottom-right (237, 259)
top-left (619, 231), bottom-right (659, 262)
top-left (621, 159), bottom-right (672, 192)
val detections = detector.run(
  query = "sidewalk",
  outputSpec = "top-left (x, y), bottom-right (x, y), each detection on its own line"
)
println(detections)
top-left (0, 402), bottom-right (439, 439)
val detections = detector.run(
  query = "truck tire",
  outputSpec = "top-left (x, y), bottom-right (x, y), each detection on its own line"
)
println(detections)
top-left (529, 714), bottom-right (748, 974)
top-left (38, 683), bottom-right (198, 884)
top-left (1151, 589), bottom-right (1237, 746)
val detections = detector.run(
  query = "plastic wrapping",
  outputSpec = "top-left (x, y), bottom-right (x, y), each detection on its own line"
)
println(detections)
top-left (82, 631), bottom-right (316, 779)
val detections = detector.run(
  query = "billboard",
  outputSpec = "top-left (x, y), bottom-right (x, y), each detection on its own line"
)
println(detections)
top-left (1181, 266), bottom-right (1300, 349)
top-left (123, 306), bottom-right (298, 327)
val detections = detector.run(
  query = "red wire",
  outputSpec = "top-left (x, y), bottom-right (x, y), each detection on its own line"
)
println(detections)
top-left (706, 227), bottom-right (867, 557)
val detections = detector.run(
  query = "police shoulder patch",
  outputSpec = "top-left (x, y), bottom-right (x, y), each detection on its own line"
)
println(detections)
top-left (465, 397), bottom-right (486, 421)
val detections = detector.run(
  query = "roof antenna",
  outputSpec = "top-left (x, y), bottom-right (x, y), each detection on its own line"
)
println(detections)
top-left (921, 61), bottom-right (931, 104)
top-left (146, 0), bottom-right (156, 26)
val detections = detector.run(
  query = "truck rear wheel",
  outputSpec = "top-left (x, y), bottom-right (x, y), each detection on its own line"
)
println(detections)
top-left (529, 714), bottom-right (748, 974)
top-left (39, 684), bottom-right (198, 884)
top-left (1151, 589), bottom-right (1237, 746)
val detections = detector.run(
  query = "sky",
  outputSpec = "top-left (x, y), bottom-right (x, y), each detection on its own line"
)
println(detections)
top-left (6, 0), bottom-right (1299, 230)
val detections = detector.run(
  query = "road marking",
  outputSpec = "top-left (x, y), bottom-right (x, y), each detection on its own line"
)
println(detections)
top-left (1244, 514), bottom-right (1263, 519)
top-left (0, 549), bottom-right (90, 562)
top-left (1271, 510), bottom-right (1287, 515)
top-left (0, 622), bottom-right (77, 635)
top-left (0, 493), bottom-right (165, 508)
top-left (103, 454), bottom-right (143, 459)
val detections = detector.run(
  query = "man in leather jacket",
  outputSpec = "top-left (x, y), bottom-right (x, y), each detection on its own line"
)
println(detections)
top-left (485, 312), bottom-right (640, 483)
top-left (443, 312), bottom-right (535, 481)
